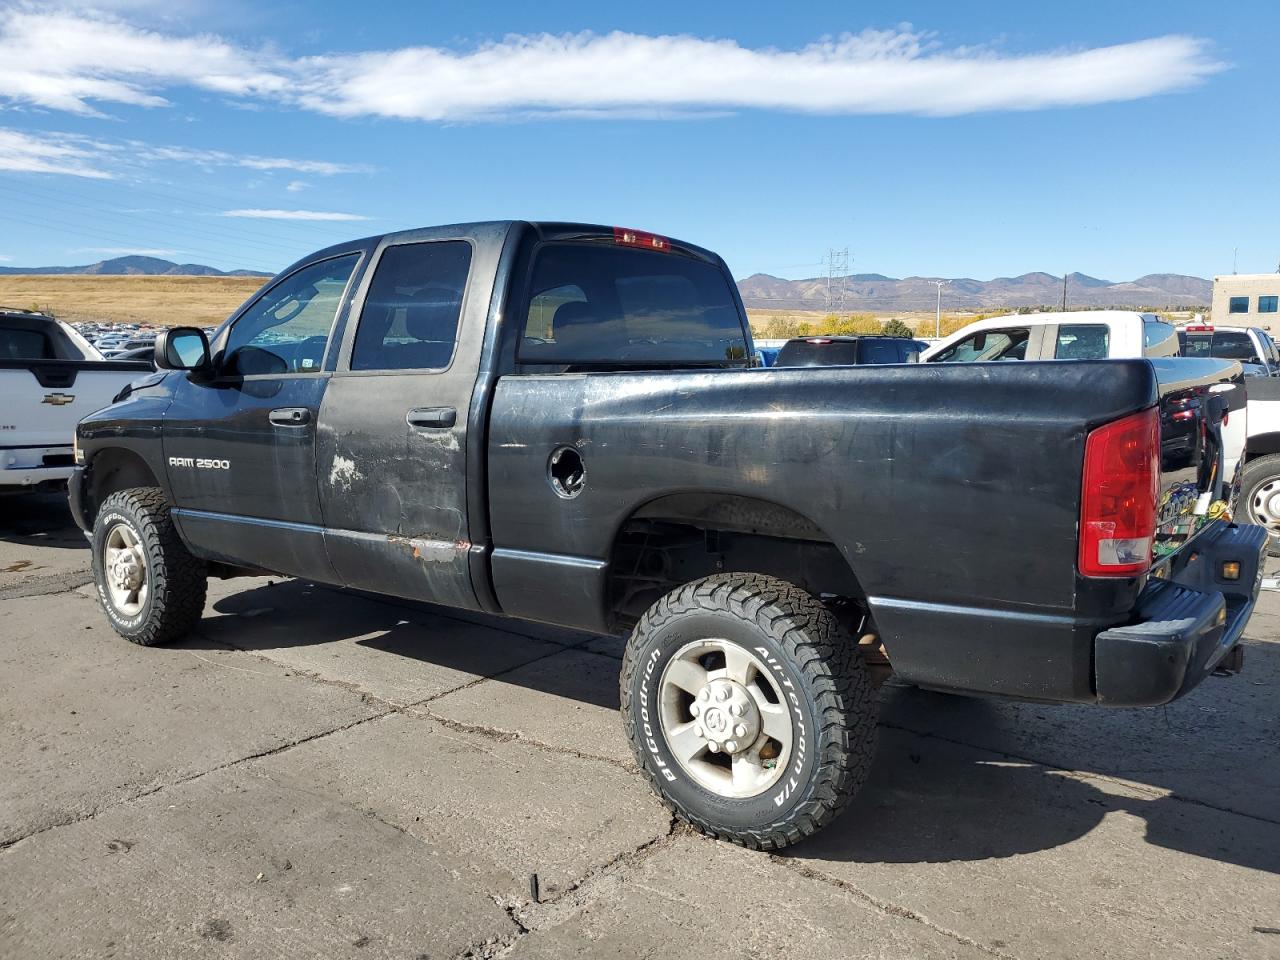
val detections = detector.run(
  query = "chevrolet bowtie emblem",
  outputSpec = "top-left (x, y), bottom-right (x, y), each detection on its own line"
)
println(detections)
top-left (42, 393), bottom-right (75, 406)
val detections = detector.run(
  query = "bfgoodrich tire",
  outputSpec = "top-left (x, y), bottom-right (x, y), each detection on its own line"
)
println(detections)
top-left (91, 487), bottom-right (207, 645)
top-left (620, 573), bottom-right (877, 850)
top-left (1240, 454), bottom-right (1280, 558)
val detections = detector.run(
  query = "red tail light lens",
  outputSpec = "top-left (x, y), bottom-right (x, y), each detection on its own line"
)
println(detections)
top-left (613, 227), bottom-right (670, 252)
top-left (1079, 407), bottom-right (1159, 577)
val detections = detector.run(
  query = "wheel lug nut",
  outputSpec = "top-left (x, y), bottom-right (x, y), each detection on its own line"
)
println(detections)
top-left (699, 689), bottom-right (710, 701)
top-left (734, 724), bottom-right (747, 738)
top-left (707, 741), bottom-right (720, 753)
top-left (729, 704), bottom-right (743, 716)
top-left (716, 689), bottom-right (730, 702)
top-left (724, 740), bottom-right (738, 753)
top-left (690, 702), bottom-right (702, 716)
top-left (694, 725), bottom-right (704, 738)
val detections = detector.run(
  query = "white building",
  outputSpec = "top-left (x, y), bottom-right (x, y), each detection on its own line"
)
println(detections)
top-left (1212, 274), bottom-right (1280, 332)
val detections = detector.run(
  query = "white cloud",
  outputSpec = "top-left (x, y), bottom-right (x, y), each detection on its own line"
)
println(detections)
top-left (0, 10), bottom-right (1227, 121)
top-left (0, 254), bottom-right (12, 262)
top-left (221, 208), bottom-right (370, 221)
top-left (0, 128), bottom-right (112, 177)
top-left (285, 180), bottom-right (308, 192)
top-left (0, 126), bottom-right (366, 179)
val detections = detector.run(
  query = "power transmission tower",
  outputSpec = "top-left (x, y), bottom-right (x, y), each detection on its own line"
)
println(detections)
top-left (824, 247), bottom-right (850, 314)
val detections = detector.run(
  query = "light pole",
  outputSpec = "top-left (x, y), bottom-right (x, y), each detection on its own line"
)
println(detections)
top-left (931, 280), bottom-right (948, 338)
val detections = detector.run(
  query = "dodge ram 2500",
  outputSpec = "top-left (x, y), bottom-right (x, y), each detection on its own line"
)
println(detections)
top-left (69, 221), bottom-right (1267, 849)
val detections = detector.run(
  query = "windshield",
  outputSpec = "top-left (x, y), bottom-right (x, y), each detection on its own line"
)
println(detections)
top-left (519, 243), bottom-right (748, 366)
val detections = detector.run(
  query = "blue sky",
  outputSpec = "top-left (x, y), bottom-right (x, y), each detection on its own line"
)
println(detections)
top-left (0, 0), bottom-right (1276, 282)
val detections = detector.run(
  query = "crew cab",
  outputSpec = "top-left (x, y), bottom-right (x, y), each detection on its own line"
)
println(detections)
top-left (70, 222), bottom-right (1267, 850)
top-left (1, 309), bottom-right (149, 492)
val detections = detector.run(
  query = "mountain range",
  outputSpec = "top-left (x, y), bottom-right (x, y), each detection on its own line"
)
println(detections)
top-left (0, 257), bottom-right (1213, 311)
top-left (0, 256), bottom-right (270, 277)
top-left (737, 271), bottom-right (1213, 312)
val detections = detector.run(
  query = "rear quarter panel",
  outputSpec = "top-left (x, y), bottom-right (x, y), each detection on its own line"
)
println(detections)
top-left (487, 361), bottom-right (1160, 702)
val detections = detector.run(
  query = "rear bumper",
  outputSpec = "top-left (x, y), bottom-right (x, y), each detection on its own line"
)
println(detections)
top-left (1094, 521), bottom-right (1268, 706)
top-left (0, 445), bottom-right (74, 489)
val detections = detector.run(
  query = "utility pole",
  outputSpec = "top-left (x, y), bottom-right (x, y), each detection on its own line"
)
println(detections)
top-left (1234, 247), bottom-right (1239, 274)
top-left (1061, 273), bottom-right (1068, 312)
top-left (931, 280), bottom-right (948, 337)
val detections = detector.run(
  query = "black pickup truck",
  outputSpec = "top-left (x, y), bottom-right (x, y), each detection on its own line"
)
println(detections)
top-left (70, 221), bottom-right (1266, 850)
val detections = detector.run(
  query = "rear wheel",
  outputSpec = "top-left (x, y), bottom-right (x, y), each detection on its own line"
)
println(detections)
top-left (91, 487), bottom-right (207, 645)
top-left (1240, 454), bottom-right (1280, 557)
top-left (620, 573), bottom-right (877, 850)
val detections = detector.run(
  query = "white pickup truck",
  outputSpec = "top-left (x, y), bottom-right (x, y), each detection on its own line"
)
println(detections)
top-left (1, 310), bottom-right (150, 492)
top-left (920, 310), bottom-right (1248, 493)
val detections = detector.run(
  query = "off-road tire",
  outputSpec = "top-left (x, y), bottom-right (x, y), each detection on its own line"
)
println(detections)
top-left (620, 573), bottom-right (877, 850)
top-left (91, 487), bottom-right (207, 645)
top-left (1239, 454), bottom-right (1280, 557)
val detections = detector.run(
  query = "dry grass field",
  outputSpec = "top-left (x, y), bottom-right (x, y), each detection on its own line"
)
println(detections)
top-left (0, 275), bottom-right (267, 327)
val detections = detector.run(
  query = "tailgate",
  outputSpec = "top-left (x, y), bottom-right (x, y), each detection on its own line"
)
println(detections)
top-left (0, 362), bottom-right (150, 449)
top-left (1148, 356), bottom-right (1246, 561)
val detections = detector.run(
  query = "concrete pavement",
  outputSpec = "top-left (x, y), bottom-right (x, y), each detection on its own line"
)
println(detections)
top-left (2, 492), bottom-right (1279, 959)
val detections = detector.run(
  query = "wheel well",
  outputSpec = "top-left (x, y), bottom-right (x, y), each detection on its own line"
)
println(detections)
top-left (85, 448), bottom-right (162, 527)
top-left (607, 493), bottom-right (865, 631)
top-left (1247, 433), bottom-right (1280, 461)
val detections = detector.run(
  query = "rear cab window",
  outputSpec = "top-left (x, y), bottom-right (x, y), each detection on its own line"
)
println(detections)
top-left (0, 326), bottom-right (54, 360)
top-left (518, 242), bottom-right (748, 368)
top-left (775, 339), bottom-right (859, 366)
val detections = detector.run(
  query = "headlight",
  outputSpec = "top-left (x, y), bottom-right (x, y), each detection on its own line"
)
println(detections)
top-left (73, 433), bottom-right (84, 465)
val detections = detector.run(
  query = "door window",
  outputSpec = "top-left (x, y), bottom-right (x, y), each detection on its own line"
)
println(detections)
top-left (223, 254), bottom-right (359, 376)
top-left (351, 241), bottom-right (472, 371)
top-left (858, 339), bottom-right (904, 364)
top-left (929, 328), bottom-right (1030, 362)
top-left (0, 327), bottom-right (53, 360)
top-left (1054, 324), bottom-right (1110, 359)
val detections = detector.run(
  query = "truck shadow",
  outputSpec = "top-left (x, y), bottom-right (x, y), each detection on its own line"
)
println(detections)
top-left (199, 577), bottom-right (1279, 875)
top-left (0, 491), bottom-right (87, 554)
top-left (787, 678), bottom-right (1280, 875)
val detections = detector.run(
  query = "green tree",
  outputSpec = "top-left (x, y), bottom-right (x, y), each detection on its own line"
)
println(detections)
top-left (881, 318), bottom-right (915, 338)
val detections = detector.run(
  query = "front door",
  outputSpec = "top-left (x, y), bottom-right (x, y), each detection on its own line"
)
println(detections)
top-left (316, 232), bottom-right (488, 610)
top-left (164, 252), bottom-right (363, 581)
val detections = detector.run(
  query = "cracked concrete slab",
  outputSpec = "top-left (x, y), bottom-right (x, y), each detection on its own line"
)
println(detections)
top-left (429, 647), bottom-right (632, 764)
top-left (508, 834), bottom-right (994, 959)
top-left (0, 592), bottom-right (381, 846)
top-left (253, 711), bottom-right (672, 898)
top-left (0, 763), bottom-right (514, 960)
top-left (783, 727), bottom-right (1280, 959)
top-left (0, 493), bottom-right (90, 597)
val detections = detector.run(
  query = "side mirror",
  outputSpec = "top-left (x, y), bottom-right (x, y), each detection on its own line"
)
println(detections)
top-left (155, 327), bottom-right (210, 372)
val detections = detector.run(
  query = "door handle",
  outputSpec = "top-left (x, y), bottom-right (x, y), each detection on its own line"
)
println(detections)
top-left (407, 406), bottom-right (457, 429)
top-left (269, 407), bottom-right (311, 426)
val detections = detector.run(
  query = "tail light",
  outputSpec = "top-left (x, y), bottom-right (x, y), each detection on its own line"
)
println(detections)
top-left (1079, 407), bottom-right (1159, 577)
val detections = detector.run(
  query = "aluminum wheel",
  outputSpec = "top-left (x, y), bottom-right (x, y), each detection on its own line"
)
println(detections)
top-left (1248, 476), bottom-right (1280, 536)
top-left (658, 639), bottom-right (793, 799)
top-left (103, 521), bottom-right (148, 618)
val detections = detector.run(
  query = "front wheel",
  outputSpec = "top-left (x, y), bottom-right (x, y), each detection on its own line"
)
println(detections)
top-left (620, 573), bottom-right (877, 850)
top-left (91, 487), bottom-right (208, 645)
top-left (1239, 454), bottom-right (1280, 557)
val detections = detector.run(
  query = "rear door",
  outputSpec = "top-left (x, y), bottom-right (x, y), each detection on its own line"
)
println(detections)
top-left (163, 252), bottom-right (363, 580)
top-left (316, 228), bottom-right (497, 610)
